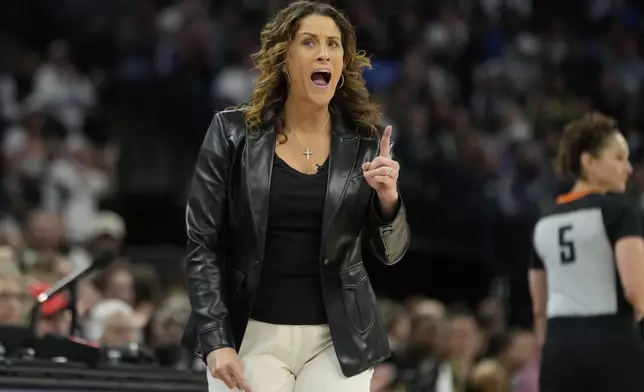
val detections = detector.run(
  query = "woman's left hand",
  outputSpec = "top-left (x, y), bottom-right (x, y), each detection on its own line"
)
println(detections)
top-left (363, 126), bottom-right (400, 206)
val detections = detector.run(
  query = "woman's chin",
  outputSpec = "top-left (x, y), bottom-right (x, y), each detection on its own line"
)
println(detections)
top-left (305, 94), bottom-right (333, 107)
top-left (303, 85), bottom-right (334, 104)
top-left (609, 183), bottom-right (627, 193)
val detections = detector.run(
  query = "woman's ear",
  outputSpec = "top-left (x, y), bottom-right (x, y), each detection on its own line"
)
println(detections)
top-left (580, 151), bottom-right (594, 173)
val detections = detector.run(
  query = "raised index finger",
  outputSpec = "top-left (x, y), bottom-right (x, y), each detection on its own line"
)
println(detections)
top-left (379, 126), bottom-right (392, 157)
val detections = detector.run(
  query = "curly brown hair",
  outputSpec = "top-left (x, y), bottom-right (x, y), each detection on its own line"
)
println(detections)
top-left (555, 112), bottom-right (621, 180)
top-left (243, 1), bottom-right (381, 134)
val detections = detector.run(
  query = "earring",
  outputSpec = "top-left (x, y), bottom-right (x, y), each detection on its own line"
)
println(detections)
top-left (337, 73), bottom-right (344, 89)
top-left (284, 70), bottom-right (291, 83)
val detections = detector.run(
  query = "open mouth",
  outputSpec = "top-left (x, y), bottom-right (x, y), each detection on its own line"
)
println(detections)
top-left (311, 70), bottom-right (331, 87)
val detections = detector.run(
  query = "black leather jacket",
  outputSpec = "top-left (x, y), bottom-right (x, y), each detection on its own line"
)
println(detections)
top-left (180, 108), bottom-right (410, 377)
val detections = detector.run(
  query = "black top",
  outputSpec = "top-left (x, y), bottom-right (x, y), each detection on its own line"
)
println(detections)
top-left (531, 192), bottom-right (642, 318)
top-left (250, 154), bottom-right (329, 325)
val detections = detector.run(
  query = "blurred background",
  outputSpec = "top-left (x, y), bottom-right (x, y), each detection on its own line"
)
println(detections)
top-left (1, 0), bottom-right (644, 391)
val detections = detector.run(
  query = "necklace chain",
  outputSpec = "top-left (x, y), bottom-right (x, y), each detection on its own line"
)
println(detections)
top-left (286, 115), bottom-right (330, 161)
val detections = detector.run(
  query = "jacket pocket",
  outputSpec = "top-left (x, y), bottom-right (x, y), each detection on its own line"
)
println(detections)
top-left (340, 263), bottom-right (375, 334)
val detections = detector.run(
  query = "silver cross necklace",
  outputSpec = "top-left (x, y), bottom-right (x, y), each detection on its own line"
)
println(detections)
top-left (286, 114), bottom-right (330, 160)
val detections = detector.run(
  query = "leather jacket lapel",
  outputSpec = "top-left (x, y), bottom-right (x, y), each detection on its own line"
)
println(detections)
top-left (322, 112), bottom-right (359, 239)
top-left (246, 125), bottom-right (275, 257)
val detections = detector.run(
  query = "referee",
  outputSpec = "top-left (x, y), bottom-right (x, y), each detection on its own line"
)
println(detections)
top-left (529, 112), bottom-right (644, 392)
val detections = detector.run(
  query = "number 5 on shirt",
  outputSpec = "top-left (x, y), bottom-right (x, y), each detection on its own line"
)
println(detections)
top-left (558, 225), bottom-right (576, 264)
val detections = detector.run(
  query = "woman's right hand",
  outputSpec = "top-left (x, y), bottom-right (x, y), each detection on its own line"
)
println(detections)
top-left (207, 348), bottom-right (254, 392)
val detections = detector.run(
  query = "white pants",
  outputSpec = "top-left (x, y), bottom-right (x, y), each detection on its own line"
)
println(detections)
top-left (207, 319), bottom-right (373, 392)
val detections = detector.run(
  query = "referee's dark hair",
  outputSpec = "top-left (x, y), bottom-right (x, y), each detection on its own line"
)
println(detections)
top-left (555, 112), bottom-right (621, 180)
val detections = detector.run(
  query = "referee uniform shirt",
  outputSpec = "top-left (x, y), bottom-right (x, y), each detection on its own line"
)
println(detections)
top-left (531, 190), bottom-right (644, 392)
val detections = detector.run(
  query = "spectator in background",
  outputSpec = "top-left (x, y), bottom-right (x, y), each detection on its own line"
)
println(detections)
top-left (405, 296), bottom-right (448, 319)
top-left (2, 96), bottom-right (51, 214)
top-left (93, 259), bottom-right (160, 333)
top-left (211, 51), bottom-right (256, 106)
top-left (22, 210), bottom-right (66, 252)
top-left (20, 210), bottom-right (67, 272)
top-left (69, 210), bottom-right (126, 269)
top-left (93, 261), bottom-right (135, 307)
top-left (42, 135), bottom-right (112, 244)
top-left (31, 39), bottom-right (96, 135)
top-left (447, 312), bottom-right (483, 392)
top-left (0, 217), bottom-right (24, 250)
top-left (477, 297), bottom-right (508, 357)
top-left (0, 248), bottom-right (24, 325)
top-left (381, 300), bottom-right (412, 357)
top-left (90, 211), bottom-right (126, 254)
top-left (394, 313), bottom-right (454, 392)
top-left (0, 49), bottom-right (40, 133)
top-left (149, 289), bottom-right (191, 368)
top-left (129, 262), bottom-right (162, 333)
top-left (76, 277), bottom-right (102, 320)
top-left (513, 352), bottom-right (539, 392)
top-left (25, 250), bottom-right (72, 284)
top-left (0, 274), bottom-right (23, 326)
top-left (607, 34), bottom-right (644, 95)
top-left (83, 299), bottom-right (141, 347)
top-left (469, 329), bottom-right (538, 392)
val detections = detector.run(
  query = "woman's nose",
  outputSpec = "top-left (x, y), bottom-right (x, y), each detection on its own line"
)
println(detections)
top-left (317, 45), bottom-right (330, 61)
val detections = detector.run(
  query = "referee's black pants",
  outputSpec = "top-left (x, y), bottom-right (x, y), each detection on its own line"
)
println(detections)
top-left (540, 316), bottom-right (644, 392)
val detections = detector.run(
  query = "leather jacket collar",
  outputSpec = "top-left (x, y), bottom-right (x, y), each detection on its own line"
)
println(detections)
top-left (246, 106), bottom-right (365, 258)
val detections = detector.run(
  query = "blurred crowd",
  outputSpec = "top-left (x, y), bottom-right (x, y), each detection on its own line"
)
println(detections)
top-left (1, 0), bottom-right (644, 391)
top-left (371, 296), bottom-right (538, 392)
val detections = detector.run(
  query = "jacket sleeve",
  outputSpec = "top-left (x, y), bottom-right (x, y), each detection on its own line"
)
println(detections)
top-left (185, 113), bottom-right (235, 358)
top-left (362, 140), bottom-right (411, 265)
top-left (363, 194), bottom-right (410, 265)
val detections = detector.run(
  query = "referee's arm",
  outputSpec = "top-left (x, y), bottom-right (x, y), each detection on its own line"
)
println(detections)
top-left (529, 248), bottom-right (547, 348)
top-left (612, 200), bottom-right (644, 327)
top-left (615, 238), bottom-right (644, 321)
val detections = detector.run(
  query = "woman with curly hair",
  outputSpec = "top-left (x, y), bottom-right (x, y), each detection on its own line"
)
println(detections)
top-left (529, 112), bottom-right (644, 392)
top-left (180, 1), bottom-right (410, 391)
